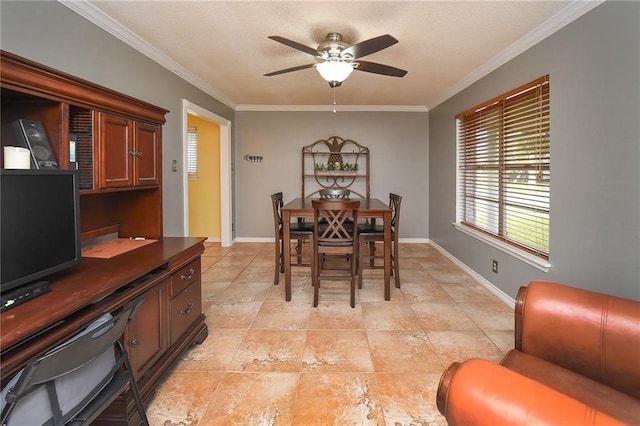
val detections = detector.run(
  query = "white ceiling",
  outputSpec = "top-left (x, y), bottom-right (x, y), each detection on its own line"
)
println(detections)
top-left (63, 1), bottom-right (601, 111)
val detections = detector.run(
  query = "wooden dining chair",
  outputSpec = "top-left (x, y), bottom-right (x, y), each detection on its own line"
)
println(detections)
top-left (271, 192), bottom-right (314, 285)
top-left (358, 193), bottom-right (402, 289)
top-left (311, 199), bottom-right (360, 307)
top-left (319, 188), bottom-right (351, 199)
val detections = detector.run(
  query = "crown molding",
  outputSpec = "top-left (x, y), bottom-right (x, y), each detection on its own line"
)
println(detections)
top-left (235, 104), bottom-right (428, 112)
top-left (428, 0), bottom-right (604, 110)
top-left (60, 0), bottom-right (602, 113)
top-left (58, 0), bottom-right (237, 110)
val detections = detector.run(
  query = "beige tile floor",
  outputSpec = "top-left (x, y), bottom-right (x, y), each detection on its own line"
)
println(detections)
top-left (146, 242), bottom-right (514, 425)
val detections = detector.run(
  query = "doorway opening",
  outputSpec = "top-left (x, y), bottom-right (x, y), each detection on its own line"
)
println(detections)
top-left (182, 100), bottom-right (232, 247)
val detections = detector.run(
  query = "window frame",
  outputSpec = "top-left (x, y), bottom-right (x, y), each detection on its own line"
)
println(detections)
top-left (187, 126), bottom-right (198, 180)
top-left (454, 76), bottom-right (551, 271)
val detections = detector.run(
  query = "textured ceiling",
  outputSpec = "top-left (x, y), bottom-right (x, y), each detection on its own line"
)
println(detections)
top-left (67, 1), bottom-right (590, 110)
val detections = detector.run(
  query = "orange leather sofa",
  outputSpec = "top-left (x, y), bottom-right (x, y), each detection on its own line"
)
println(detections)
top-left (436, 281), bottom-right (640, 425)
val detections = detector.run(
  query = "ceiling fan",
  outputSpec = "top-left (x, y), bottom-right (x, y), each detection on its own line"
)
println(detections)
top-left (265, 32), bottom-right (407, 88)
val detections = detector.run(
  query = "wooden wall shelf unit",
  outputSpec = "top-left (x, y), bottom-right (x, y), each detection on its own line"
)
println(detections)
top-left (0, 50), bottom-right (167, 240)
top-left (301, 136), bottom-right (370, 198)
top-left (0, 51), bottom-right (208, 425)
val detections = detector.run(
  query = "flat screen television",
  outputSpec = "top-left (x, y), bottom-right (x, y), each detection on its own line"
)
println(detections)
top-left (1, 169), bottom-right (81, 309)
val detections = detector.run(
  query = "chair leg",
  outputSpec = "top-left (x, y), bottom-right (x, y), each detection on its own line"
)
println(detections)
top-left (357, 240), bottom-right (364, 289)
top-left (313, 257), bottom-right (320, 307)
top-left (312, 237), bottom-right (319, 307)
top-left (123, 352), bottom-right (149, 426)
top-left (295, 239), bottom-right (303, 265)
top-left (393, 241), bottom-right (401, 288)
top-left (368, 241), bottom-right (375, 267)
top-left (350, 251), bottom-right (357, 308)
top-left (274, 239), bottom-right (281, 285)
top-left (280, 239), bottom-right (285, 274)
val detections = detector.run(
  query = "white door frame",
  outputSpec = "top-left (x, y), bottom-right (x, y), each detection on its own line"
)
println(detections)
top-left (182, 99), bottom-right (232, 247)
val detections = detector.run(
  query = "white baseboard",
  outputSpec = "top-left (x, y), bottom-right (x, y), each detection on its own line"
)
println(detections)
top-left (234, 237), bottom-right (275, 243)
top-left (398, 237), bottom-right (431, 243)
top-left (235, 237), bottom-right (431, 244)
top-left (226, 237), bottom-right (515, 307)
top-left (429, 240), bottom-right (516, 308)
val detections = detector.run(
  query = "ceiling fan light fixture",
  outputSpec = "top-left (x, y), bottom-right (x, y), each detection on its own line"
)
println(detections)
top-left (315, 61), bottom-right (354, 85)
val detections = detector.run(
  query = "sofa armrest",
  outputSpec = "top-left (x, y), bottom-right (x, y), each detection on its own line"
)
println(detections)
top-left (437, 359), bottom-right (624, 426)
top-left (515, 281), bottom-right (640, 399)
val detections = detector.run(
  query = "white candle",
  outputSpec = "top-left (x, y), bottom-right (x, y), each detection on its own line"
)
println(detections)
top-left (4, 146), bottom-right (31, 169)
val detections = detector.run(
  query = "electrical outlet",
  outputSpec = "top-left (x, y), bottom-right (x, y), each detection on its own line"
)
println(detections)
top-left (492, 259), bottom-right (498, 274)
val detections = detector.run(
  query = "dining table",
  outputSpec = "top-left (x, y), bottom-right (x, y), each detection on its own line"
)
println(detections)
top-left (281, 197), bottom-right (392, 302)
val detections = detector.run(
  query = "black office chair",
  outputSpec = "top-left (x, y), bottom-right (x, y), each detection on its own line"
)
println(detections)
top-left (0, 298), bottom-right (148, 426)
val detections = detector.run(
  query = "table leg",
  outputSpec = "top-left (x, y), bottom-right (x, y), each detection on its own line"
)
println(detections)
top-left (384, 210), bottom-right (391, 300)
top-left (283, 210), bottom-right (292, 301)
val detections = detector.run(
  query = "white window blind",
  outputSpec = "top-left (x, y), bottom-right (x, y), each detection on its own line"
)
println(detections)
top-left (187, 126), bottom-right (198, 179)
top-left (456, 75), bottom-right (550, 259)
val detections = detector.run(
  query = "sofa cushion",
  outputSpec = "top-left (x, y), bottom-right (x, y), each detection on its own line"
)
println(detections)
top-left (502, 350), bottom-right (640, 424)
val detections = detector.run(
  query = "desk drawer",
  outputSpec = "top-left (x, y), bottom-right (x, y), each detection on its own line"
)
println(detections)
top-left (171, 257), bottom-right (201, 297)
top-left (169, 280), bottom-right (202, 346)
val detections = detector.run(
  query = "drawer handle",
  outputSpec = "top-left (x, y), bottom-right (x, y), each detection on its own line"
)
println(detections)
top-left (130, 338), bottom-right (139, 348)
top-left (181, 268), bottom-right (195, 281)
top-left (180, 302), bottom-right (194, 315)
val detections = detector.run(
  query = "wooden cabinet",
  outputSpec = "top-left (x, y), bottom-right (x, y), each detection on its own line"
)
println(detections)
top-left (169, 258), bottom-right (202, 346)
top-left (0, 51), bottom-right (202, 426)
top-left (99, 113), bottom-right (133, 188)
top-left (125, 278), bottom-right (168, 379)
top-left (98, 114), bottom-right (161, 189)
top-left (0, 50), bottom-right (168, 239)
top-left (133, 121), bottom-right (161, 187)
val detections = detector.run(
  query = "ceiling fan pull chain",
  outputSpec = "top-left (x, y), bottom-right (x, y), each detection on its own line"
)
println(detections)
top-left (333, 87), bottom-right (337, 113)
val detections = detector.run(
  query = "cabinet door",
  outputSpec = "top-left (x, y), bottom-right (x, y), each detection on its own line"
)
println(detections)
top-left (98, 113), bottom-right (133, 188)
top-left (170, 280), bottom-right (202, 346)
top-left (134, 122), bottom-right (161, 186)
top-left (125, 279), bottom-right (168, 379)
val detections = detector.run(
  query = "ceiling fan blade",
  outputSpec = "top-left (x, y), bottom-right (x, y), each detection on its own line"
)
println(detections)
top-left (268, 36), bottom-right (319, 57)
top-left (342, 34), bottom-right (398, 59)
top-left (355, 61), bottom-right (407, 77)
top-left (264, 63), bottom-right (315, 77)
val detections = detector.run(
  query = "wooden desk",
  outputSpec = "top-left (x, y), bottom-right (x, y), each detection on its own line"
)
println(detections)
top-left (0, 237), bottom-right (208, 425)
top-left (281, 198), bottom-right (392, 302)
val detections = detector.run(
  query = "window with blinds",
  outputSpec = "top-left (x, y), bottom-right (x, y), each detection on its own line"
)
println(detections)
top-left (187, 126), bottom-right (198, 179)
top-left (456, 75), bottom-right (550, 259)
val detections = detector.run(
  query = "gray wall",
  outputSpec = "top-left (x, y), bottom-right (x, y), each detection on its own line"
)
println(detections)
top-left (429, 1), bottom-right (640, 300)
top-left (3, 1), bottom-right (638, 300)
top-left (0, 1), bottom-right (234, 237)
top-left (235, 111), bottom-right (429, 239)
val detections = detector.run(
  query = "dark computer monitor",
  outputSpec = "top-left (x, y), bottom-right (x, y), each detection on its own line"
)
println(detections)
top-left (1, 169), bottom-right (81, 308)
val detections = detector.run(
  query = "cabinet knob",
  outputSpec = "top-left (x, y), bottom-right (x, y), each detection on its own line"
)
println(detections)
top-left (130, 338), bottom-right (139, 348)
top-left (181, 268), bottom-right (195, 281)
top-left (136, 151), bottom-right (143, 157)
top-left (180, 302), bottom-right (194, 315)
